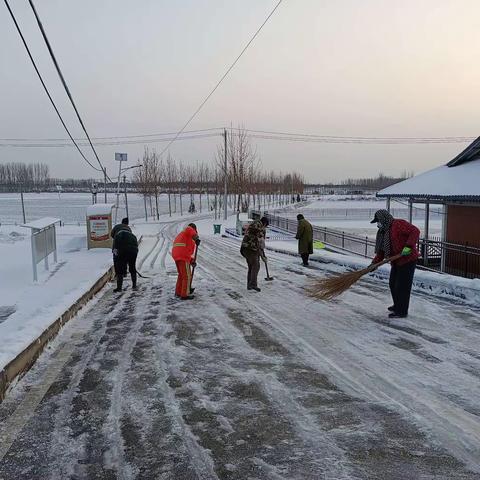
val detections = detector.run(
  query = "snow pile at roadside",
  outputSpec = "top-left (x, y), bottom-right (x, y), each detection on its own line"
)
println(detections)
top-left (266, 239), bottom-right (480, 307)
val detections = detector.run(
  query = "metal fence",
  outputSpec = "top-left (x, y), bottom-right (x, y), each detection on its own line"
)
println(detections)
top-left (265, 207), bottom-right (443, 221)
top-left (253, 211), bottom-right (480, 279)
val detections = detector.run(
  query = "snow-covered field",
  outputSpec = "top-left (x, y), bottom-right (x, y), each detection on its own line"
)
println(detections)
top-left (1, 214), bottom-right (480, 478)
top-left (0, 192), bottom-right (214, 225)
top-left (1, 192), bottom-right (444, 239)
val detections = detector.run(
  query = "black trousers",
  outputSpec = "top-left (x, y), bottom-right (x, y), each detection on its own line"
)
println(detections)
top-left (301, 253), bottom-right (310, 265)
top-left (389, 261), bottom-right (416, 315)
top-left (114, 251), bottom-right (137, 289)
top-left (244, 251), bottom-right (260, 288)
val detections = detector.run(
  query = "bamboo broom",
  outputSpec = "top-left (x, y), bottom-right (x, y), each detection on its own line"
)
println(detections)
top-left (308, 253), bottom-right (403, 301)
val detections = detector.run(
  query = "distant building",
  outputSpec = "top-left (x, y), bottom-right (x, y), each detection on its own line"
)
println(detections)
top-left (377, 137), bottom-right (480, 276)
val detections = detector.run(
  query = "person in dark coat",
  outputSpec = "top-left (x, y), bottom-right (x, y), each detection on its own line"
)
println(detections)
top-left (296, 214), bottom-right (313, 266)
top-left (240, 217), bottom-right (268, 292)
top-left (111, 217), bottom-right (131, 282)
top-left (111, 217), bottom-right (131, 239)
top-left (113, 228), bottom-right (139, 292)
top-left (371, 209), bottom-right (420, 318)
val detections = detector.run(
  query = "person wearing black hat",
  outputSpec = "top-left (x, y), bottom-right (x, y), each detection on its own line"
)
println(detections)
top-left (111, 217), bottom-right (131, 239)
top-left (296, 214), bottom-right (313, 266)
top-left (370, 209), bottom-right (420, 318)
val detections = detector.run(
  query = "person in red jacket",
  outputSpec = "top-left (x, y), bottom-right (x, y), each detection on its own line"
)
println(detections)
top-left (370, 209), bottom-right (420, 318)
top-left (172, 223), bottom-right (200, 300)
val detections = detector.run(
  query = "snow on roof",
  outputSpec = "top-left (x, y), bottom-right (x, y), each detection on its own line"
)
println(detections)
top-left (86, 203), bottom-right (115, 216)
top-left (378, 158), bottom-right (480, 199)
top-left (22, 217), bottom-right (61, 230)
top-left (447, 136), bottom-right (480, 167)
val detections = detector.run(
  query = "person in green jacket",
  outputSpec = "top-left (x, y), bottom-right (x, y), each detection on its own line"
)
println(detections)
top-left (296, 214), bottom-right (313, 266)
top-left (240, 217), bottom-right (268, 291)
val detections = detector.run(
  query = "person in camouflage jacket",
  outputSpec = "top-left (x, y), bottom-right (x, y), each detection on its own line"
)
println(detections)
top-left (240, 217), bottom-right (268, 292)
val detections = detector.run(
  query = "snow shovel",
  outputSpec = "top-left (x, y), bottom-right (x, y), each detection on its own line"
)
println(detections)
top-left (261, 251), bottom-right (274, 281)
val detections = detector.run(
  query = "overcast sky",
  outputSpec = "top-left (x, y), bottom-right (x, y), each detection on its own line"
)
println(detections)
top-left (1, 0), bottom-right (480, 182)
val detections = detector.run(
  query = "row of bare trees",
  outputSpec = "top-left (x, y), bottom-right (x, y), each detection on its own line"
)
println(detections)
top-left (133, 128), bottom-right (304, 219)
top-left (0, 162), bottom-right (50, 192)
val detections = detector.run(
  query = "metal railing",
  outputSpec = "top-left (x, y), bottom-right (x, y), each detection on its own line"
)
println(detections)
top-left (252, 210), bottom-right (480, 279)
top-left (265, 207), bottom-right (443, 220)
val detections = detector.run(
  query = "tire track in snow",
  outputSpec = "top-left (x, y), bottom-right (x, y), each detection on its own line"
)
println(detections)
top-left (102, 284), bottom-right (153, 480)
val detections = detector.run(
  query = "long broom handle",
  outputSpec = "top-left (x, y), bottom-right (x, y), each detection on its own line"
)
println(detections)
top-left (190, 242), bottom-right (199, 286)
top-left (260, 249), bottom-right (270, 277)
top-left (367, 253), bottom-right (403, 272)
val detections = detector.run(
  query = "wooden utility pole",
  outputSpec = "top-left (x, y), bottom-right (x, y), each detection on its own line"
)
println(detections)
top-left (20, 186), bottom-right (26, 223)
top-left (224, 129), bottom-right (228, 221)
top-left (103, 168), bottom-right (107, 203)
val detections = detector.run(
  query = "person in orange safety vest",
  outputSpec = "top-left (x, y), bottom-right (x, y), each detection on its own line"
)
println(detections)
top-left (171, 223), bottom-right (200, 300)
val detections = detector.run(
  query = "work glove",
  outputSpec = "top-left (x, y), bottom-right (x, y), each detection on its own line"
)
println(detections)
top-left (401, 247), bottom-right (412, 256)
top-left (195, 238), bottom-right (201, 246)
top-left (191, 261), bottom-right (197, 268)
top-left (112, 249), bottom-right (118, 257)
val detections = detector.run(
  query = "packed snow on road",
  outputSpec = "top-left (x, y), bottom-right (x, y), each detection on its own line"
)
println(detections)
top-left (1, 216), bottom-right (480, 479)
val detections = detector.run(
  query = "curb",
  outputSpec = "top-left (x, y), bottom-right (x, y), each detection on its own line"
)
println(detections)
top-left (0, 266), bottom-right (114, 403)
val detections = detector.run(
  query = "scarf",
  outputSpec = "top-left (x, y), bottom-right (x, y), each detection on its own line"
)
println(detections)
top-left (374, 209), bottom-right (394, 257)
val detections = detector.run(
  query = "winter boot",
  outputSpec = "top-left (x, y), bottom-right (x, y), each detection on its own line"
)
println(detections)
top-left (114, 275), bottom-right (123, 293)
top-left (388, 312), bottom-right (407, 319)
top-left (181, 295), bottom-right (195, 300)
top-left (387, 305), bottom-right (395, 312)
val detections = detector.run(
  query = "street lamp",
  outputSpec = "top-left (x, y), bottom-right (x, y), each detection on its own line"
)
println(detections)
top-left (115, 164), bottom-right (142, 222)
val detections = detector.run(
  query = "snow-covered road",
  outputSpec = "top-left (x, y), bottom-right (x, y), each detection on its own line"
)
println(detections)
top-left (1, 219), bottom-right (479, 479)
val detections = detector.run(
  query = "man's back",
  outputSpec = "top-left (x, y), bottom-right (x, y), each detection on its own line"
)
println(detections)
top-left (114, 230), bottom-right (138, 254)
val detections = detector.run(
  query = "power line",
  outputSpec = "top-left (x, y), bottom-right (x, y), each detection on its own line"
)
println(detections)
top-left (245, 133), bottom-right (473, 144)
top-left (244, 128), bottom-right (475, 142)
top-left (28, 0), bottom-right (106, 176)
top-left (0, 132), bottom-right (222, 148)
top-left (1, 128), bottom-right (474, 146)
top-left (3, 0), bottom-right (101, 172)
top-left (158, 0), bottom-right (284, 156)
top-left (0, 128), bottom-right (225, 142)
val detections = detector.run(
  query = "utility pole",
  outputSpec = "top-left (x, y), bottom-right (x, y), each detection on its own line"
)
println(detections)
top-left (20, 185), bottom-right (26, 224)
top-left (223, 128), bottom-right (228, 221)
top-left (123, 175), bottom-right (129, 219)
top-left (103, 168), bottom-right (107, 203)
